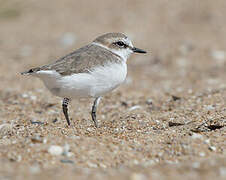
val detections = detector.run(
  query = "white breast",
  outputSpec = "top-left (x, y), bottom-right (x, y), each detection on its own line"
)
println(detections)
top-left (34, 62), bottom-right (127, 98)
top-left (88, 62), bottom-right (127, 97)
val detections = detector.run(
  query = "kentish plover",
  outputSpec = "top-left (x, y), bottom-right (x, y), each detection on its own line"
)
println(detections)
top-left (21, 33), bottom-right (146, 127)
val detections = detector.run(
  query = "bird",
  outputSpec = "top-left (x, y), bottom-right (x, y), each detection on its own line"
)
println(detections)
top-left (21, 32), bottom-right (146, 127)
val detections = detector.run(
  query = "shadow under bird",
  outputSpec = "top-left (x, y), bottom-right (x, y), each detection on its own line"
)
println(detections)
top-left (21, 32), bottom-right (146, 127)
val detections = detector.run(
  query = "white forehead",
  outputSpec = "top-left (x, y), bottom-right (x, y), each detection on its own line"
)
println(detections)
top-left (123, 37), bottom-right (133, 47)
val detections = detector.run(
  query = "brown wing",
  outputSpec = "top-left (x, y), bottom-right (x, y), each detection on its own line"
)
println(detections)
top-left (29, 44), bottom-right (121, 76)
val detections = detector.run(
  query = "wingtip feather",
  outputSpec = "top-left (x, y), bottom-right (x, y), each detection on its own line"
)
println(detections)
top-left (21, 69), bottom-right (34, 75)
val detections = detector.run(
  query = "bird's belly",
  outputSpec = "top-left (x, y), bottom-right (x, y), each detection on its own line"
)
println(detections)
top-left (40, 63), bottom-right (127, 98)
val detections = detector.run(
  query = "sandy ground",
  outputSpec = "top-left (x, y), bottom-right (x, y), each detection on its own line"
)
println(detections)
top-left (0, 0), bottom-right (225, 179)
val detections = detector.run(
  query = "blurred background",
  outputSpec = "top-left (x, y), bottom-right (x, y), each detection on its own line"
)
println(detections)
top-left (1, 0), bottom-right (225, 95)
top-left (0, 0), bottom-right (225, 179)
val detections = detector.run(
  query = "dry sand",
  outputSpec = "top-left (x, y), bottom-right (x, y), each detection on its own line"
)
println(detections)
top-left (0, 0), bottom-right (225, 179)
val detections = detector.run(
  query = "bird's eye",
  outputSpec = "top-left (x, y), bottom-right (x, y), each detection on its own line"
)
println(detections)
top-left (115, 41), bottom-right (125, 47)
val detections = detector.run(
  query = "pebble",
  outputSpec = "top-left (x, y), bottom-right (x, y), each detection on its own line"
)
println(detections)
top-left (192, 162), bottom-right (200, 169)
top-left (86, 127), bottom-right (94, 132)
top-left (204, 139), bottom-right (210, 144)
top-left (60, 32), bottom-right (76, 47)
top-left (21, 93), bottom-right (37, 101)
top-left (199, 152), bottom-right (206, 157)
top-left (191, 133), bottom-right (203, 140)
top-left (146, 99), bottom-right (153, 105)
top-left (211, 50), bottom-right (226, 66)
top-left (87, 162), bottom-right (98, 168)
top-left (48, 145), bottom-right (63, 156)
top-left (22, 93), bottom-right (29, 98)
top-left (208, 146), bottom-right (216, 152)
top-left (143, 160), bottom-right (156, 166)
top-left (30, 95), bottom-right (37, 101)
top-left (0, 123), bottom-right (12, 138)
top-left (211, 50), bottom-right (225, 61)
top-left (99, 163), bottom-right (107, 168)
top-left (30, 120), bottom-right (44, 125)
top-left (31, 135), bottom-right (43, 143)
top-left (129, 105), bottom-right (142, 111)
top-left (9, 154), bottom-right (22, 162)
top-left (60, 159), bottom-right (74, 164)
top-left (204, 105), bottom-right (215, 110)
top-left (62, 144), bottom-right (73, 157)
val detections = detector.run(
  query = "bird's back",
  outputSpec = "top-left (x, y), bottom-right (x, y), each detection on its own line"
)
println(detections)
top-left (22, 44), bottom-right (122, 76)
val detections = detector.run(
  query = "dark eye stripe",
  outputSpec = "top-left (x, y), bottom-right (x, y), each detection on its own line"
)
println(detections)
top-left (114, 41), bottom-right (127, 47)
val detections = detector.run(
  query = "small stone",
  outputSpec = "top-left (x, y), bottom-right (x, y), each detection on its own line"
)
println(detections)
top-left (8, 153), bottom-right (22, 162)
top-left (211, 50), bottom-right (225, 61)
top-left (168, 121), bottom-right (184, 127)
top-left (30, 95), bottom-right (37, 101)
top-left (43, 138), bottom-right (47, 144)
top-left (192, 162), bottom-right (200, 169)
top-left (63, 143), bottom-right (70, 152)
top-left (143, 160), bottom-right (156, 166)
top-left (208, 146), bottom-right (216, 151)
top-left (191, 133), bottom-right (203, 139)
top-left (62, 144), bottom-right (73, 157)
top-left (31, 135), bottom-right (43, 143)
top-left (0, 124), bottom-right (12, 138)
top-left (199, 152), bottom-right (206, 157)
top-left (86, 127), bottom-right (94, 132)
top-left (205, 105), bottom-right (215, 110)
top-left (22, 93), bottom-right (29, 98)
top-left (52, 118), bottom-right (58, 123)
top-left (157, 151), bottom-right (164, 157)
top-left (60, 159), bottom-right (74, 164)
top-left (172, 95), bottom-right (181, 101)
top-left (121, 101), bottom-right (128, 107)
top-left (87, 162), bottom-right (98, 168)
top-left (99, 163), bottom-right (107, 168)
top-left (30, 120), bottom-right (44, 125)
top-left (133, 159), bottom-right (139, 165)
top-left (146, 99), bottom-right (153, 105)
top-left (48, 145), bottom-right (63, 156)
top-left (204, 139), bottom-right (210, 144)
top-left (129, 105), bottom-right (142, 111)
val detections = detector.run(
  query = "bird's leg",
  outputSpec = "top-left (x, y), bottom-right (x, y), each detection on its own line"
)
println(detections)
top-left (62, 98), bottom-right (70, 126)
top-left (91, 97), bottom-right (101, 128)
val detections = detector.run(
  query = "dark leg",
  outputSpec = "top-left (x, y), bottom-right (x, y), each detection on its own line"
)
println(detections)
top-left (62, 98), bottom-right (70, 126)
top-left (91, 97), bottom-right (101, 128)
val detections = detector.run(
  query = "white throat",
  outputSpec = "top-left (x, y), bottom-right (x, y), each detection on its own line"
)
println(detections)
top-left (91, 42), bottom-right (132, 62)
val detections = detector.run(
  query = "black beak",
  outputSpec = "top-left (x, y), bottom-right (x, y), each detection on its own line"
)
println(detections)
top-left (132, 47), bottom-right (147, 54)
